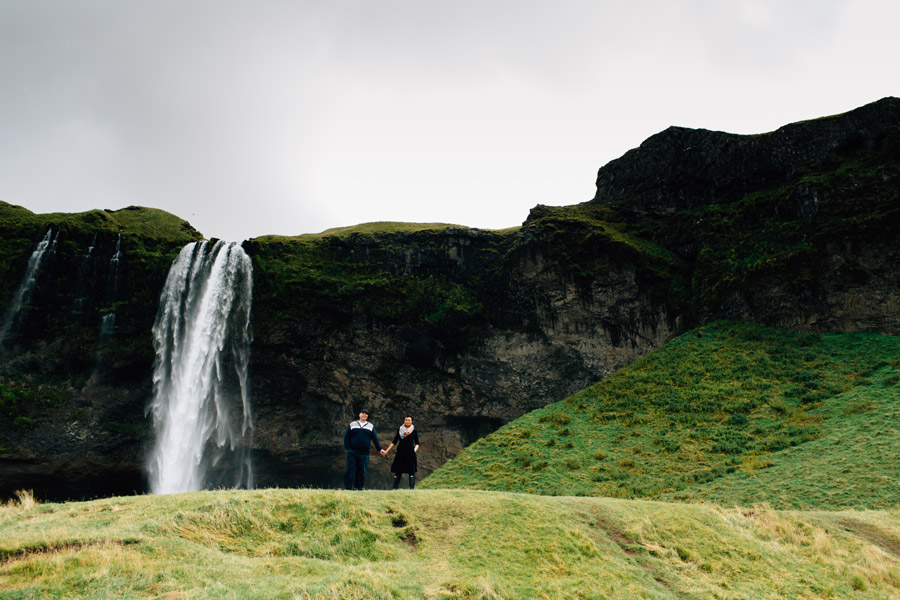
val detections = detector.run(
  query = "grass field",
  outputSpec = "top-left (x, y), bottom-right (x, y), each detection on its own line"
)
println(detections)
top-left (5, 321), bottom-right (900, 598)
top-left (4, 488), bottom-right (900, 599)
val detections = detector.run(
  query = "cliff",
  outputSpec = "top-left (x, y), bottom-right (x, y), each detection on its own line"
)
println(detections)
top-left (1, 97), bottom-right (898, 499)
top-left (0, 204), bottom-right (202, 499)
top-left (587, 97), bottom-right (900, 330)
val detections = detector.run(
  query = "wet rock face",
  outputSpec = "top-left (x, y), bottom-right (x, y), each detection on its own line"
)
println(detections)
top-left (2, 98), bottom-right (900, 499)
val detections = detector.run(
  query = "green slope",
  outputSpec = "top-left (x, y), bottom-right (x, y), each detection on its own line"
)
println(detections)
top-left (423, 321), bottom-right (900, 509)
top-left (4, 488), bottom-right (900, 599)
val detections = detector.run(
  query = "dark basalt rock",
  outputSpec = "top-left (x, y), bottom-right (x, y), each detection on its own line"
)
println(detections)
top-left (592, 97), bottom-right (900, 218)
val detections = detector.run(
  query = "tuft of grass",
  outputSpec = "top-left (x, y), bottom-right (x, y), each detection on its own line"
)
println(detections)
top-left (424, 321), bottom-right (900, 509)
top-left (3, 489), bottom-right (36, 510)
top-left (3, 489), bottom-right (900, 598)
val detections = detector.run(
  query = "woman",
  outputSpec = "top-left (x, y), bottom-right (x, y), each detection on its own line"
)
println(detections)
top-left (383, 415), bottom-right (420, 489)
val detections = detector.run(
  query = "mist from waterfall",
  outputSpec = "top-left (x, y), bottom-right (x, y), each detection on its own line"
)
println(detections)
top-left (147, 240), bottom-right (254, 494)
top-left (0, 228), bottom-right (54, 349)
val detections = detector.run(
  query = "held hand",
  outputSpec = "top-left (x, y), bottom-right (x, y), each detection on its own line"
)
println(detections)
top-left (380, 449), bottom-right (387, 457)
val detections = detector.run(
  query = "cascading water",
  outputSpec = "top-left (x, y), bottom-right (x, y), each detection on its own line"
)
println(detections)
top-left (0, 228), bottom-right (54, 349)
top-left (147, 240), bottom-right (254, 494)
top-left (107, 234), bottom-right (122, 302)
top-left (99, 234), bottom-right (122, 337)
top-left (74, 233), bottom-right (97, 313)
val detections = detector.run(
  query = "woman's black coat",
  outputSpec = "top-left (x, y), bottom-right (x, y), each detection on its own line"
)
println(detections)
top-left (390, 429), bottom-right (420, 474)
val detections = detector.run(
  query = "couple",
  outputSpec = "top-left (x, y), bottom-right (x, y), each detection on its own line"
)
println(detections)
top-left (343, 409), bottom-right (420, 490)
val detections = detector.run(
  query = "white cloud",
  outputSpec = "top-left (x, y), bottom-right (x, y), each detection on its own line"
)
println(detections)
top-left (0, 0), bottom-right (896, 240)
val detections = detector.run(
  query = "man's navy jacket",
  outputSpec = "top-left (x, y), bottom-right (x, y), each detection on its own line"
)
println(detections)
top-left (344, 420), bottom-right (383, 454)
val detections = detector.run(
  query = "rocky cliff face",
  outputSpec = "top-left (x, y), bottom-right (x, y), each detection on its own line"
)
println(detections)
top-left (242, 224), bottom-right (679, 490)
top-left (0, 206), bottom-right (201, 499)
top-left (589, 96), bottom-right (900, 334)
top-left (1, 98), bottom-right (898, 499)
top-left (593, 97), bottom-right (900, 219)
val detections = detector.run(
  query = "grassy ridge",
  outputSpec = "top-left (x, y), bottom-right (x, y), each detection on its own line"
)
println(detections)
top-left (4, 488), bottom-right (900, 599)
top-left (253, 222), bottom-right (477, 242)
top-left (423, 322), bottom-right (900, 509)
top-left (0, 201), bottom-right (202, 243)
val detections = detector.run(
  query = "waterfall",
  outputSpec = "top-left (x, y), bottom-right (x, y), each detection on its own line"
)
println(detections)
top-left (147, 240), bottom-right (254, 494)
top-left (99, 234), bottom-right (123, 338)
top-left (0, 229), bottom-right (54, 349)
top-left (74, 234), bottom-right (97, 313)
top-left (99, 313), bottom-right (116, 337)
top-left (107, 234), bottom-right (122, 303)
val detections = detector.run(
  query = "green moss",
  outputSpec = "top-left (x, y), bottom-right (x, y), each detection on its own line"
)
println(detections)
top-left (0, 378), bottom-right (73, 429)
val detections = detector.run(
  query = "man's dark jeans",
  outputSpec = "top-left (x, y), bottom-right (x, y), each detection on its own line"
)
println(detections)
top-left (344, 451), bottom-right (370, 490)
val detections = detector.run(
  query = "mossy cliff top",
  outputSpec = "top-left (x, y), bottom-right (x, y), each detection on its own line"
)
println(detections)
top-left (253, 220), bottom-right (508, 242)
top-left (0, 202), bottom-right (202, 243)
top-left (244, 207), bottom-right (681, 346)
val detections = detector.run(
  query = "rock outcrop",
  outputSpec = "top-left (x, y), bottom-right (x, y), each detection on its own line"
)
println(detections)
top-left (587, 97), bottom-right (900, 333)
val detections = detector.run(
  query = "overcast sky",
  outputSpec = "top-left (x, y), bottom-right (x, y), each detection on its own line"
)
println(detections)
top-left (1, 1), bottom-right (897, 241)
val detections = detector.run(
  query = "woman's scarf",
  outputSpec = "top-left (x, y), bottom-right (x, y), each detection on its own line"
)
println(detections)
top-left (399, 424), bottom-right (415, 439)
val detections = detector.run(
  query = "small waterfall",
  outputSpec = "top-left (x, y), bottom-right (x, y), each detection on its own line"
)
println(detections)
top-left (99, 313), bottom-right (116, 337)
top-left (99, 234), bottom-right (123, 338)
top-left (74, 234), bottom-right (97, 313)
top-left (147, 240), bottom-right (254, 494)
top-left (0, 229), bottom-right (54, 349)
top-left (107, 234), bottom-right (122, 303)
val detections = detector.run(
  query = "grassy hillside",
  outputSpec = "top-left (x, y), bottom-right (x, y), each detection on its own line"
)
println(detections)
top-left (423, 322), bottom-right (900, 509)
top-left (4, 488), bottom-right (900, 599)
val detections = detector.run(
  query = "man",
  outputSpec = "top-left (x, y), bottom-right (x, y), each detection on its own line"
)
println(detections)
top-left (343, 409), bottom-right (385, 490)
